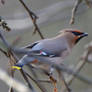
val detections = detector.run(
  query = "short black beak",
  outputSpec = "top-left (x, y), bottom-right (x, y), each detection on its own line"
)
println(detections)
top-left (75, 32), bottom-right (88, 44)
top-left (81, 32), bottom-right (88, 37)
top-left (79, 32), bottom-right (88, 39)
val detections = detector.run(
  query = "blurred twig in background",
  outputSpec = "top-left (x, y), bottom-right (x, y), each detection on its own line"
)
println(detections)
top-left (85, 0), bottom-right (92, 8)
top-left (0, 69), bottom-right (30, 92)
top-left (0, 0), bottom-right (5, 5)
top-left (83, 41), bottom-right (92, 63)
top-left (70, 0), bottom-right (92, 24)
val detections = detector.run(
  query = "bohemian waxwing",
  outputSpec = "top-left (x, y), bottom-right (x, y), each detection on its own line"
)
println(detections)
top-left (12, 29), bottom-right (88, 70)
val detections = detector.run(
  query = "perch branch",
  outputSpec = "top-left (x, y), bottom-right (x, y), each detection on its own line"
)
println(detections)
top-left (66, 49), bottom-right (89, 85)
top-left (24, 70), bottom-right (48, 92)
top-left (57, 70), bottom-right (71, 92)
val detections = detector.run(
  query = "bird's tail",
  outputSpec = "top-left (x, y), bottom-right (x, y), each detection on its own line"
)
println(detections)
top-left (12, 64), bottom-right (23, 70)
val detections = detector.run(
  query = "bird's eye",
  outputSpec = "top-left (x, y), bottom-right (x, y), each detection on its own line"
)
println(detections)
top-left (71, 31), bottom-right (83, 36)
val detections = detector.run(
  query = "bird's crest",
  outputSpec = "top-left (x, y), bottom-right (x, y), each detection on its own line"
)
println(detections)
top-left (73, 30), bottom-right (81, 33)
top-left (59, 29), bottom-right (82, 32)
top-left (58, 29), bottom-right (81, 34)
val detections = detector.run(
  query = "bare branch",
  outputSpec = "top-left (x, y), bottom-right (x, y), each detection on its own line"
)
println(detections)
top-left (24, 71), bottom-right (48, 92)
top-left (66, 49), bottom-right (89, 85)
top-left (70, 0), bottom-right (82, 24)
top-left (20, 69), bottom-right (36, 92)
top-left (18, 0), bottom-right (44, 39)
top-left (70, 0), bottom-right (92, 24)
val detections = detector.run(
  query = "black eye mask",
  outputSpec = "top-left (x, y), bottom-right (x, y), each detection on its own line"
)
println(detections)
top-left (71, 31), bottom-right (83, 36)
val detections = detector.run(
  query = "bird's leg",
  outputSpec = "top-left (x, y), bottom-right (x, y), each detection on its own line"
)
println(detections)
top-left (49, 66), bottom-right (58, 92)
top-left (49, 75), bottom-right (58, 92)
top-left (49, 65), bottom-right (54, 75)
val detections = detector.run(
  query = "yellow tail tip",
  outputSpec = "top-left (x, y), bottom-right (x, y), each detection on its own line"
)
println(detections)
top-left (12, 66), bottom-right (21, 70)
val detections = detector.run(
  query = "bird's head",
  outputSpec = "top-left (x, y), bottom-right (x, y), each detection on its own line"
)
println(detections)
top-left (59, 29), bottom-right (88, 46)
top-left (64, 29), bottom-right (88, 44)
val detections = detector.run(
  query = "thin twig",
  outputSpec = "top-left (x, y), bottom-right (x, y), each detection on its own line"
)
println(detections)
top-left (70, 0), bottom-right (82, 24)
top-left (20, 69), bottom-right (36, 92)
top-left (24, 71), bottom-right (48, 92)
top-left (0, 48), bottom-right (8, 56)
top-left (66, 49), bottom-right (89, 85)
top-left (27, 65), bottom-right (48, 92)
top-left (70, 0), bottom-right (92, 24)
top-left (8, 53), bottom-right (16, 92)
top-left (57, 70), bottom-right (71, 92)
top-left (85, 0), bottom-right (92, 8)
top-left (18, 0), bottom-right (44, 39)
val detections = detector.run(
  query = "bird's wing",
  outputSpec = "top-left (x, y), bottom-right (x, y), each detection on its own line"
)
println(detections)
top-left (22, 41), bottom-right (40, 49)
top-left (21, 42), bottom-right (57, 57)
top-left (21, 39), bottom-right (68, 58)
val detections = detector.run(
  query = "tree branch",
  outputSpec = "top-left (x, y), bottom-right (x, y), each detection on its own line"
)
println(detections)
top-left (18, 0), bottom-right (44, 39)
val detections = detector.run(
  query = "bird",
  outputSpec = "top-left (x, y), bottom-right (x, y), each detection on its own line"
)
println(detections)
top-left (12, 29), bottom-right (88, 70)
